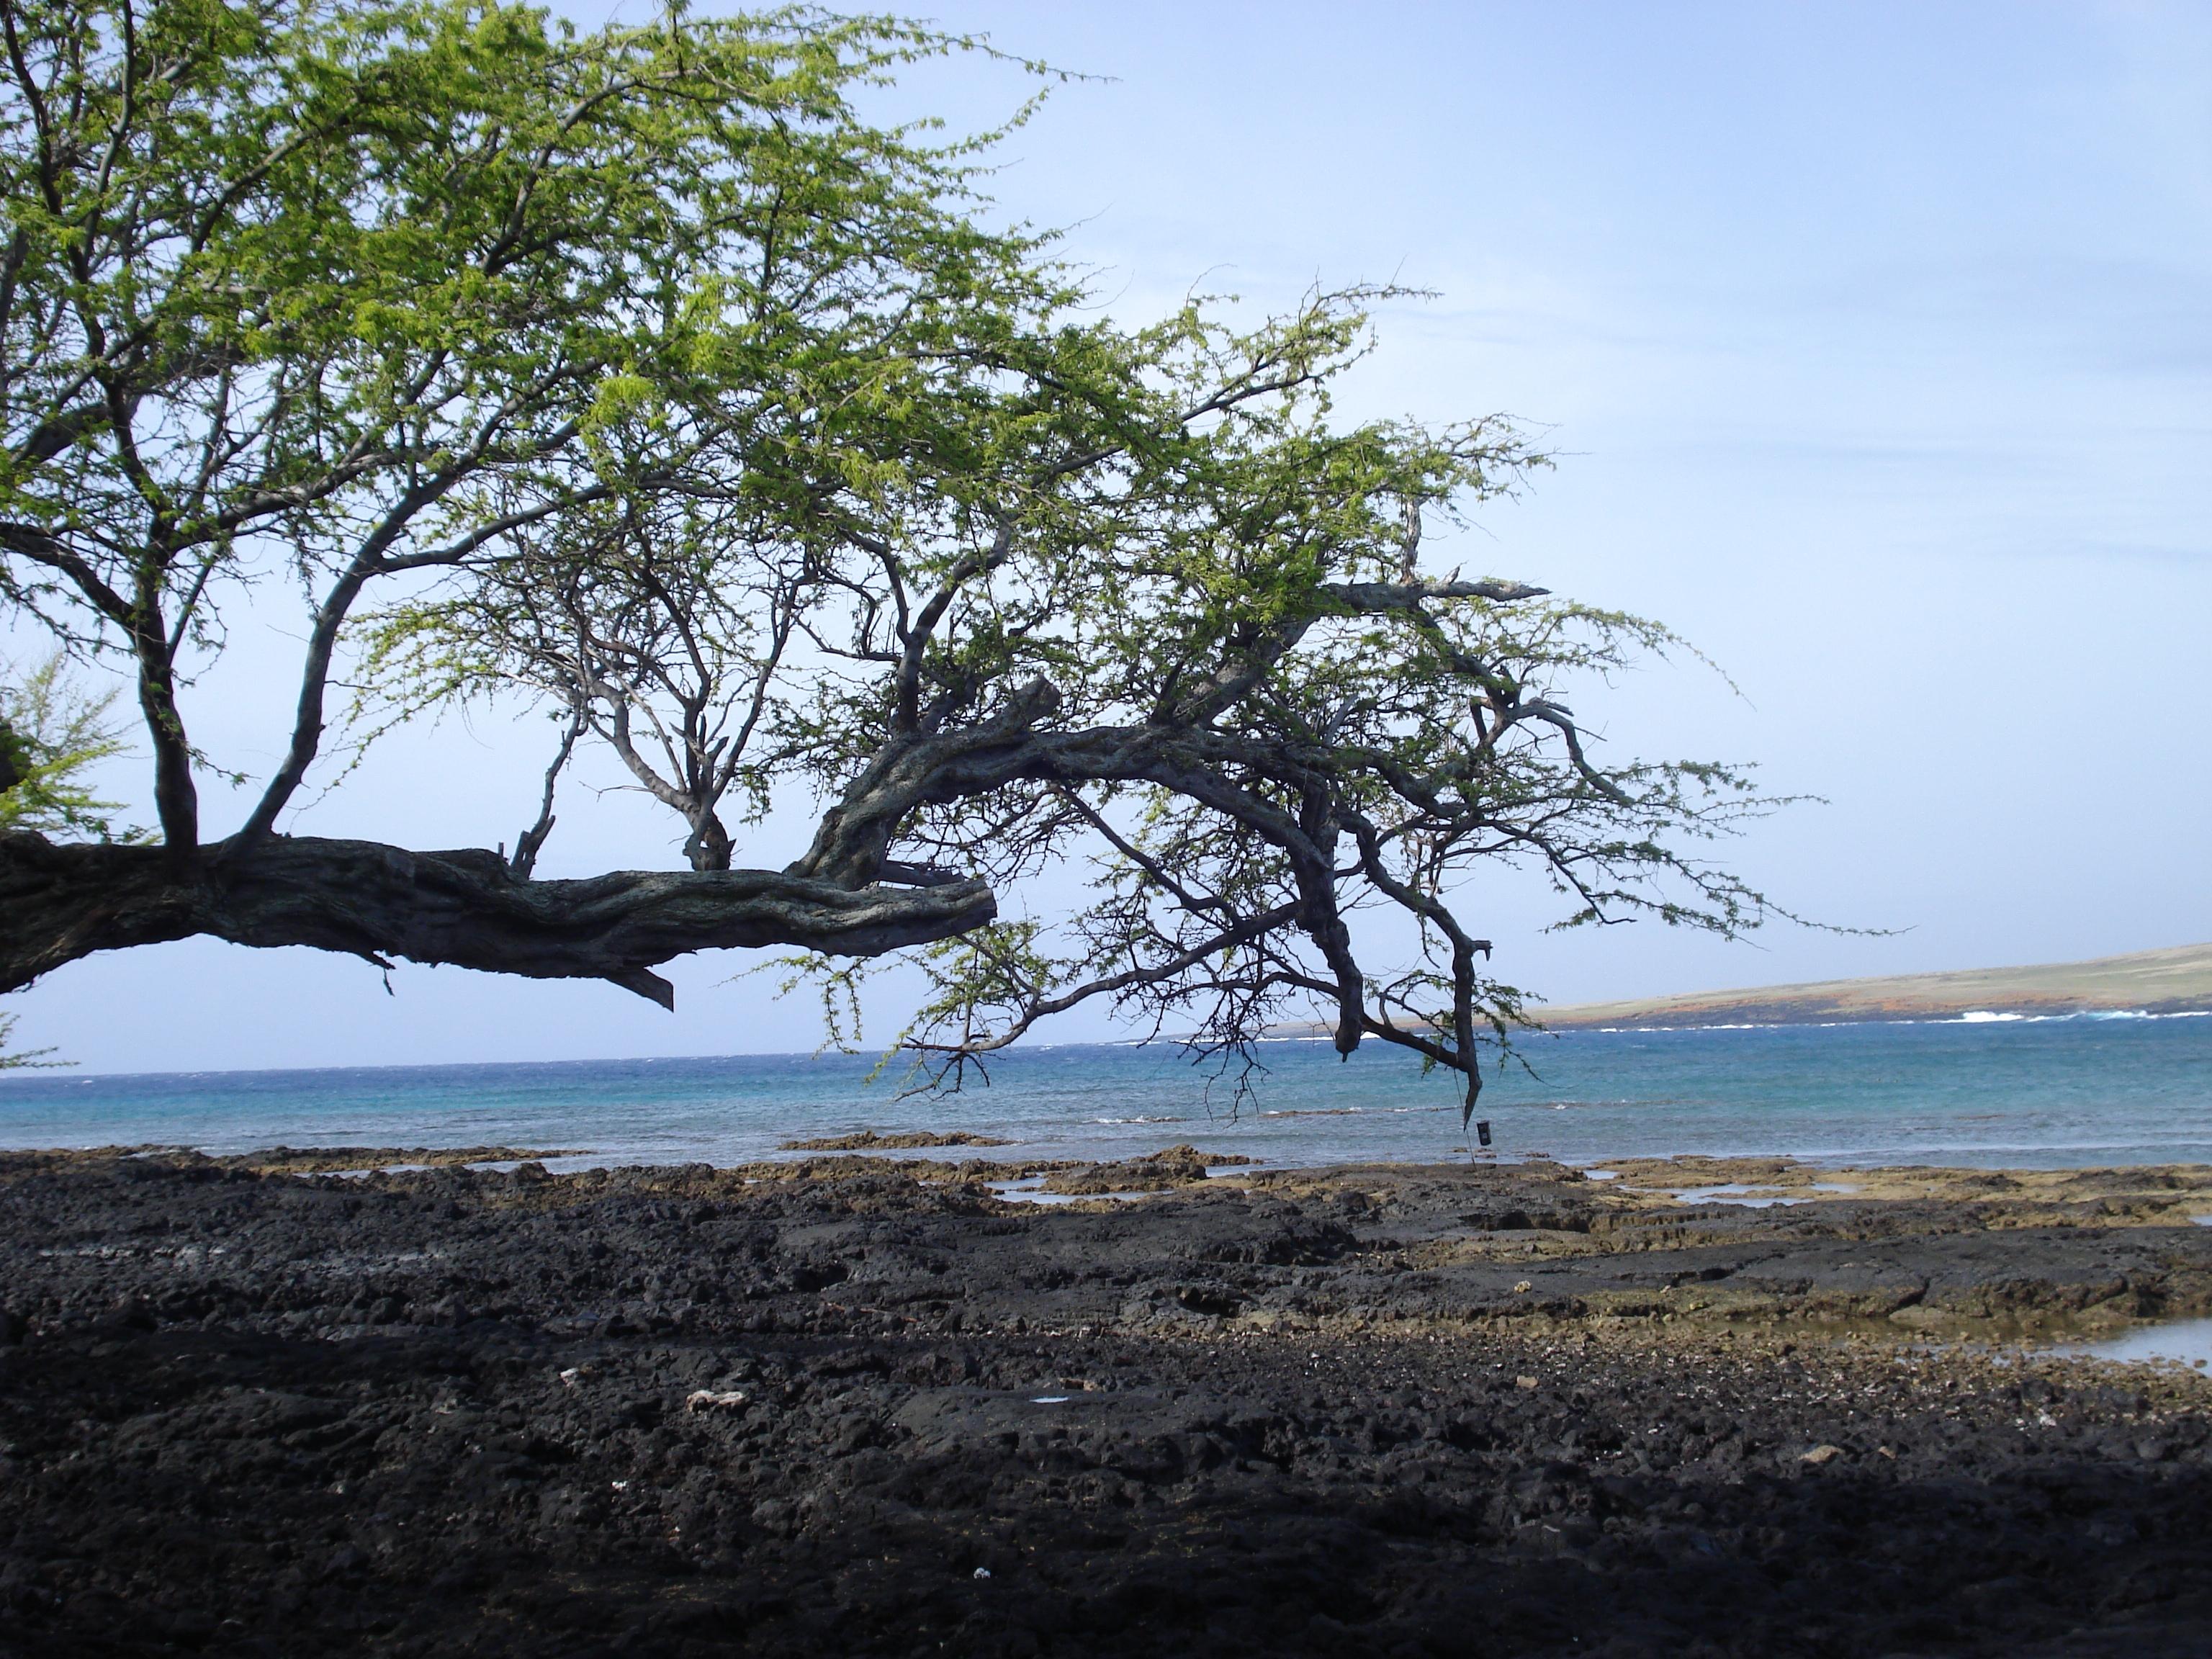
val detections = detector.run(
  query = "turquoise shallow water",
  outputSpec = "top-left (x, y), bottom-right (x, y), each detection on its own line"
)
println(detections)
top-left (1, 1012), bottom-right (2208, 1172)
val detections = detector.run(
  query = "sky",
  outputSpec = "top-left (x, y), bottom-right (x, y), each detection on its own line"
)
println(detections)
top-left (7, 0), bottom-right (2211, 1071)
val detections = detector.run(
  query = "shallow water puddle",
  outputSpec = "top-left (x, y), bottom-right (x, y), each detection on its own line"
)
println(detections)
top-left (2062, 1318), bottom-right (2212, 1370)
top-left (1673, 1184), bottom-right (1807, 1208)
top-left (1669, 1181), bottom-right (1856, 1208)
top-left (1663, 1185), bottom-right (1866, 1212)
top-left (986, 1178), bottom-right (1156, 1206)
top-left (984, 1179), bottom-right (1082, 1206)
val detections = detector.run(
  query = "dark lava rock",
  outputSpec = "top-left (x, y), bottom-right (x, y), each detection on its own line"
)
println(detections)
top-left (3, 1148), bottom-right (2212, 1655)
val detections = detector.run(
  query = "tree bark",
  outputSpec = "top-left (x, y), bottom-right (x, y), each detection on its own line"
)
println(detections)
top-left (683, 811), bottom-right (734, 872)
top-left (0, 831), bottom-right (994, 1006)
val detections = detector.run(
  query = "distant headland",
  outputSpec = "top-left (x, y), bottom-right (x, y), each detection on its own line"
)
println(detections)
top-left (1537, 942), bottom-right (2212, 1028)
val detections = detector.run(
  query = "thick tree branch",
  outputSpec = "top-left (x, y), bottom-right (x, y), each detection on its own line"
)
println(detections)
top-left (0, 830), bottom-right (996, 1006)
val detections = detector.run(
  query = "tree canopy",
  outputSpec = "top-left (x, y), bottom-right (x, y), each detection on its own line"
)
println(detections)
top-left (1, 0), bottom-right (1782, 1114)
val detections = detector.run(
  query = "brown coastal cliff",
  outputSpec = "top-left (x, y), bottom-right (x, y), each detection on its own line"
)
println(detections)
top-left (1538, 940), bottom-right (2212, 1028)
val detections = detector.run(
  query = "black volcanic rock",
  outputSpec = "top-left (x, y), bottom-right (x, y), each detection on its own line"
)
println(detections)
top-left (3, 1148), bottom-right (2212, 1655)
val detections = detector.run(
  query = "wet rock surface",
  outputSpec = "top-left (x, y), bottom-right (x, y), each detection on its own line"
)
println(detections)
top-left (4, 1148), bottom-right (2212, 1655)
top-left (776, 1131), bottom-right (1012, 1152)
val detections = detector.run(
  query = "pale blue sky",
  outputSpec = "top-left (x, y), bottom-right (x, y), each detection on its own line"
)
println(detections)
top-left (9, 0), bottom-right (2211, 1070)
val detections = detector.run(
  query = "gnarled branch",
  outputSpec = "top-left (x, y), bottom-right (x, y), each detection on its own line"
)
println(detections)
top-left (0, 830), bottom-right (996, 1005)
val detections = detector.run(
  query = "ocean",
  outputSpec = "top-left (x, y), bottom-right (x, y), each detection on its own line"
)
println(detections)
top-left (2, 1010), bottom-right (2208, 1173)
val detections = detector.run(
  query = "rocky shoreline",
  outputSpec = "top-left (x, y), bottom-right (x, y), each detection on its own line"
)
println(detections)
top-left (5, 1147), bottom-right (2212, 1655)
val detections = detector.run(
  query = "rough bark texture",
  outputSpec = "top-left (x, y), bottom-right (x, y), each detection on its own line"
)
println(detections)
top-left (0, 831), bottom-right (994, 1005)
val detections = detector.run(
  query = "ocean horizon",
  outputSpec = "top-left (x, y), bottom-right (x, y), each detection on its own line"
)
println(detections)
top-left (4, 1010), bottom-right (2208, 1174)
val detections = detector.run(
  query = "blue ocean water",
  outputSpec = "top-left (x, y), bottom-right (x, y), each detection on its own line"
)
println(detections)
top-left (2, 1012), bottom-right (2208, 1173)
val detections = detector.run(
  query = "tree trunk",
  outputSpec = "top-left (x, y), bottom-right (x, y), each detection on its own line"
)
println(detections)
top-left (683, 811), bottom-right (734, 872)
top-left (0, 830), bottom-right (994, 1007)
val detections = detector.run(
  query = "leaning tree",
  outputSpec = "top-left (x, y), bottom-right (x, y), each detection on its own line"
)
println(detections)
top-left (1, 0), bottom-right (1780, 1115)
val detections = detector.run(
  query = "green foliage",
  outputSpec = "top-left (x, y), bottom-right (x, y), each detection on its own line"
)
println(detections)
top-left (1, 0), bottom-right (1058, 842)
top-left (0, 655), bottom-right (125, 1069)
top-left (0, 1007), bottom-right (64, 1069)
top-left (0, 654), bottom-right (133, 838)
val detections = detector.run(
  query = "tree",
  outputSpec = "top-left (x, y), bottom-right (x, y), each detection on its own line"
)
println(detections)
top-left (3, 0), bottom-right (1782, 1119)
